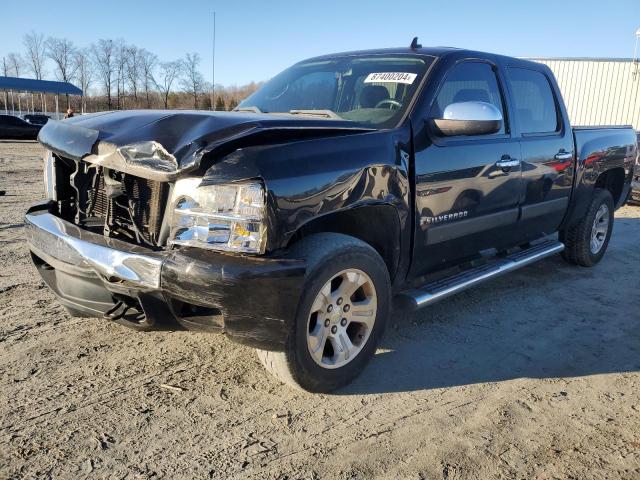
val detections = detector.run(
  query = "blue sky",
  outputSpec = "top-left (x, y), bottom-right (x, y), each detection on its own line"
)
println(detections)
top-left (2, 0), bottom-right (639, 86)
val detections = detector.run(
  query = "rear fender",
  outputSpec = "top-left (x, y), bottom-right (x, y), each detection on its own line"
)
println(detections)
top-left (562, 128), bottom-right (636, 228)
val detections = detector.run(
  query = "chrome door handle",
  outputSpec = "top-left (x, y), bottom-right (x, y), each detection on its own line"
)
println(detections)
top-left (496, 158), bottom-right (520, 169)
top-left (555, 151), bottom-right (573, 160)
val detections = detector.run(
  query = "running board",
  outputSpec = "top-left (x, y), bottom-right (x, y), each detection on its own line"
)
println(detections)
top-left (402, 240), bottom-right (564, 309)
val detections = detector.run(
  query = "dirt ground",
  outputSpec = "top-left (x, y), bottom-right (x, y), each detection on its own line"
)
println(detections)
top-left (0, 140), bottom-right (639, 480)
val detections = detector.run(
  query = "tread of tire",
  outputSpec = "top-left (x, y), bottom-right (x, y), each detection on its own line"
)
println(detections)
top-left (561, 188), bottom-right (612, 267)
top-left (256, 349), bottom-right (301, 390)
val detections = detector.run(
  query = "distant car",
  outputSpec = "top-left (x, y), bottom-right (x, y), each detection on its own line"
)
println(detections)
top-left (0, 114), bottom-right (42, 140)
top-left (22, 114), bottom-right (51, 126)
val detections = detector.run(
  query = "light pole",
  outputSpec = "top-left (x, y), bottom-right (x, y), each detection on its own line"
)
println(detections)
top-left (211, 11), bottom-right (216, 110)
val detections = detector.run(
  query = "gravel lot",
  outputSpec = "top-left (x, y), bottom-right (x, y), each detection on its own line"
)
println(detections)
top-left (1, 140), bottom-right (639, 479)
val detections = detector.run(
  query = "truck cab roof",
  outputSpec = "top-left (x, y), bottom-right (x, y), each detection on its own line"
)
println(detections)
top-left (301, 46), bottom-right (548, 72)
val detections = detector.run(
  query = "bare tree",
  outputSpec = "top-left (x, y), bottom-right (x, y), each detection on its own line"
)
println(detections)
top-left (23, 31), bottom-right (47, 79)
top-left (1, 57), bottom-right (8, 112)
top-left (4, 35), bottom-right (258, 113)
top-left (114, 40), bottom-right (127, 109)
top-left (47, 37), bottom-right (77, 81)
top-left (125, 46), bottom-right (142, 107)
top-left (139, 49), bottom-right (157, 108)
top-left (91, 39), bottom-right (115, 110)
top-left (152, 60), bottom-right (181, 109)
top-left (5, 54), bottom-right (24, 112)
top-left (24, 32), bottom-right (48, 112)
top-left (180, 52), bottom-right (205, 109)
top-left (74, 49), bottom-right (93, 113)
top-left (47, 37), bottom-right (78, 107)
top-left (6, 53), bottom-right (24, 76)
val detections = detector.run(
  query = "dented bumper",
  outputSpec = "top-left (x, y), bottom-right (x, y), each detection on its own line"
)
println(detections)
top-left (25, 202), bottom-right (305, 350)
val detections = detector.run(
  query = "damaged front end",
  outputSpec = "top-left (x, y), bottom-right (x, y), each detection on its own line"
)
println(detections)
top-left (29, 112), bottom-right (339, 348)
top-left (27, 111), bottom-right (385, 348)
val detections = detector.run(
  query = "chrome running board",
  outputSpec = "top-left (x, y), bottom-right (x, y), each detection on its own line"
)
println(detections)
top-left (403, 240), bottom-right (564, 309)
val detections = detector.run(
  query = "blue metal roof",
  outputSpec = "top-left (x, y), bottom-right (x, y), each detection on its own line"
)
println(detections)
top-left (0, 76), bottom-right (82, 95)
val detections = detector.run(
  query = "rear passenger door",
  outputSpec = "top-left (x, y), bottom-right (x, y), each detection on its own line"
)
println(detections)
top-left (411, 60), bottom-right (523, 276)
top-left (506, 67), bottom-right (574, 239)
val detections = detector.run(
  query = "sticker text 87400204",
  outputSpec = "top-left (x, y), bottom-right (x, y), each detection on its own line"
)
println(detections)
top-left (364, 72), bottom-right (417, 84)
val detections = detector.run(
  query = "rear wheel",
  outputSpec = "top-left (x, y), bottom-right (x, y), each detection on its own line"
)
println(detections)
top-left (560, 188), bottom-right (614, 267)
top-left (257, 233), bottom-right (390, 392)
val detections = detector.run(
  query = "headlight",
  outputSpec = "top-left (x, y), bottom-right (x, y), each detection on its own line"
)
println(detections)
top-left (43, 150), bottom-right (56, 200)
top-left (169, 178), bottom-right (267, 254)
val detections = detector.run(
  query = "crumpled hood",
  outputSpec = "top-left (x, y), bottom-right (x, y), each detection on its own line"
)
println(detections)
top-left (38, 110), bottom-right (373, 181)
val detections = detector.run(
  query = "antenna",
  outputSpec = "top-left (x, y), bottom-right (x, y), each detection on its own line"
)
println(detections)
top-left (410, 37), bottom-right (422, 50)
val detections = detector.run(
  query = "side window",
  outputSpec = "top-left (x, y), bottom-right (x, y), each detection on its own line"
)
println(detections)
top-left (431, 61), bottom-right (507, 135)
top-left (507, 68), bottom-right (559, 134)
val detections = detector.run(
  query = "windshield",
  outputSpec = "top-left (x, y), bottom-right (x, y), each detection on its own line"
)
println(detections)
top-left (237, 54), bottom-right (434, 128)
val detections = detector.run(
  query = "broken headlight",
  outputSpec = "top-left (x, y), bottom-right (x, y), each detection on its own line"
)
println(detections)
top-left (169, 178), bottom-right (267, 254)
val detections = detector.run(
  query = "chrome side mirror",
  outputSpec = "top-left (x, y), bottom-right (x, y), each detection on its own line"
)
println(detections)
top-left (432, 101), bottom-right (503, 136)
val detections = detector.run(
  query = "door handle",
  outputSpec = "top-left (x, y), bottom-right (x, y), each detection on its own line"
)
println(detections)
top-left (496, 157), bottom-right (520, 169)
top-left (555, 150), bottom-right (573, 161)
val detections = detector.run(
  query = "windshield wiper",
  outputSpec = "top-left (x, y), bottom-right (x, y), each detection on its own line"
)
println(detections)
top-left (232, 106), bottom-right (265, 114)
top-left (288, 109), bottom-right (343, 119)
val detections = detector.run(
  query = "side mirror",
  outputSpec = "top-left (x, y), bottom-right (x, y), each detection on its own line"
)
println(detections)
top-left (431, 101), bottom-right (503, 136)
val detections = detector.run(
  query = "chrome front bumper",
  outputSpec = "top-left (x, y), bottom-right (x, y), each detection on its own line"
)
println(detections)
top-left (25, 211), bottom-right (163, 290)
top-left (25, 205), bottom-right (306, 348)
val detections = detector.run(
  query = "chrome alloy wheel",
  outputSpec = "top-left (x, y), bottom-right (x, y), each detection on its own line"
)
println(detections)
top-left (306, 269), bottom-right (377, 369)
top-left (590, 204), bottom-right (610, 254)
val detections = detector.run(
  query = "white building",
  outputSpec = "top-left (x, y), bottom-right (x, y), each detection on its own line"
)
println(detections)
top-left (531, 58), bottom-right (640, 130)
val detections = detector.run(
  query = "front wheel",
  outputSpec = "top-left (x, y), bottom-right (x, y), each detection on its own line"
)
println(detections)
top-left (560, 188), bottom-right (614, 267)
top-left (257, 233), bottom-right (390, 393)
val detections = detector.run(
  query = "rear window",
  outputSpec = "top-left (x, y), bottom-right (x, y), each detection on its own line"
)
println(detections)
top-left (507, 68), bottom-right (559, 134)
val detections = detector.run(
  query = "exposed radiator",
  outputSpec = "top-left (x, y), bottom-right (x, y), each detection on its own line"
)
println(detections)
top-left (58, 157), bottom-right (169, 247)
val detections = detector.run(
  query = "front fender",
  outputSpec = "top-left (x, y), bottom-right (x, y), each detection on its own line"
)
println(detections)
top-left (200, 129), bottom-right (413, 255)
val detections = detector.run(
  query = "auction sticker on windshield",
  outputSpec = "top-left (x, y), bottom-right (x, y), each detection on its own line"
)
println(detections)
top-left (364, 72), bottom-right (417, 84)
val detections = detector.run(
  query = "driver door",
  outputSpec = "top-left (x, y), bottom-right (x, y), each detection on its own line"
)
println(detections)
top-left (411, 60), bottom-right (523, 276)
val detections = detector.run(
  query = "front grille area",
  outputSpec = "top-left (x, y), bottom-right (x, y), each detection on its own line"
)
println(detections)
top-left (54, 155), bottom-right (169, 248)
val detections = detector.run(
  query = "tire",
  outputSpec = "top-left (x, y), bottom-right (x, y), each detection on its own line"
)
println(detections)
top-left (257, 233), bottom-right (391, 393)
top-left (560, 188), bottom-right (614, 267)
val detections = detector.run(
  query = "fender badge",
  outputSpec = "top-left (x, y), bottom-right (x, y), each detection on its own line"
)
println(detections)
top-left (421, 210), bottom-right (468, 226)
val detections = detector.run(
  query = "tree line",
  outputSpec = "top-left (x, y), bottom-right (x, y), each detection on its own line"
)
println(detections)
top-left (1, 31), bottom-right (261, 114)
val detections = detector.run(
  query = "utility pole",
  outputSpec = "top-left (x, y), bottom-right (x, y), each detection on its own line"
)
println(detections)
top-left (211, 11), bottom-right (216, 110)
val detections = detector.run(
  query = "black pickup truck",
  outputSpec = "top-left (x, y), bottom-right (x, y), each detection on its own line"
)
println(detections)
top-left (26, 43), bottom-right (637, 392)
